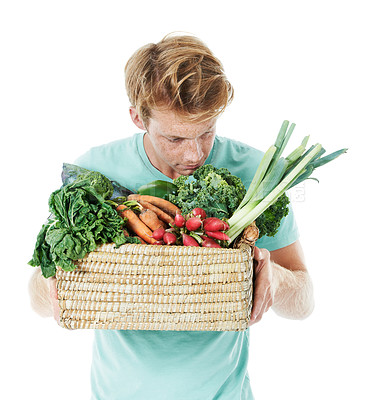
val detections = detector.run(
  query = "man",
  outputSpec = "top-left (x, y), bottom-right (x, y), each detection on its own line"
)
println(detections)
top-left (31, 33), bottom-right (314, 399)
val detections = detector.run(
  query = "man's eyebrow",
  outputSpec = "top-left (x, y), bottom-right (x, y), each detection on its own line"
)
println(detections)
top-left (165, 126), bottom-right (216, 139)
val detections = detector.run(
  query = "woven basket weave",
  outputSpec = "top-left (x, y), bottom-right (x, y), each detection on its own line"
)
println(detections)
top-left (56, 241), bottom-right (255, 331)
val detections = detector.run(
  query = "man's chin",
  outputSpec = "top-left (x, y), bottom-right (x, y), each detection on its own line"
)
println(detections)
top-left (180, 163), bottom-right (202, 173)
top-left (179, 167), bottom-right (200, 176)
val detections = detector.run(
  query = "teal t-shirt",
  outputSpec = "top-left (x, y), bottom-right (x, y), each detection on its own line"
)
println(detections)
top-left (75, 132), bottom-right (299, 400)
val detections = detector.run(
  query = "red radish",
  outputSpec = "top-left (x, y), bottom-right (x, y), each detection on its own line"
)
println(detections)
top-left (182, 233), bottom-right (200, 247)
top-left (174, 213), bottom-right (185, 228)
top-left (202, 217), bottom-right (223, 228)
top-left (153, 240), bottom-right (164, 245)
top-left (191, 207), bottom-right (207, 219)
top-left (185, 217), bottom-right (202, 231)
top-left (203, 218), bottom-right (228, 232)
top-left (202, 217), bottom-right (216, 226)
top-left (205, 231), bottom-right (231, 241)
top-left (152, 227), bottom-right (165, 241)
top-left (163, 232), bottom-right (177, 245)
top-left (201, 238), bottom-right (222, 248)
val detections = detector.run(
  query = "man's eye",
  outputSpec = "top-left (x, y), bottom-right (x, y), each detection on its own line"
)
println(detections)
top-left (169, 138), bottom-right (182, 143)
top-left (202, 131), bottom-right (214, 138)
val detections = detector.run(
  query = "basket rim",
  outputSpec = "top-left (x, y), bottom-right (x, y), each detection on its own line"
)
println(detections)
top-left (94, 242), bottom-right (253, 256)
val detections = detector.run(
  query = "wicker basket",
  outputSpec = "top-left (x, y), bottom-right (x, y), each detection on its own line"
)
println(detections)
top-left (56, 240), bottom-right (255, 331)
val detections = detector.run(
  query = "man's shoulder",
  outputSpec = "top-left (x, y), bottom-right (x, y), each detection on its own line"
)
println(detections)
top-left (215, 135), bottom-right (264, 157)
top-left (212, 135), bottom-right (264, 171)
top-left (79, 134), bottom-right (139, 158)
top-left (74, 134), bottom-right (140, 166)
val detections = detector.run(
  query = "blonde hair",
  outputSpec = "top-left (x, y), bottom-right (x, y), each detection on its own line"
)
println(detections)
top-left (124, 33), bottom-right (234, 125)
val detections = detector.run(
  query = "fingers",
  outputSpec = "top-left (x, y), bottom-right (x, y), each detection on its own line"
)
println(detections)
top-left (253, 247), bottom-right (270, 274)
top-left (249, 283), bottom-right (273, 325)
top-left (48, 277), bottom-right (61, 324)
top-left (48, 277), bottom-right (58, 299)
top-left (249, 247), bottom-right (273, 326)
top-left (250, 295), bottom-right (273, 325)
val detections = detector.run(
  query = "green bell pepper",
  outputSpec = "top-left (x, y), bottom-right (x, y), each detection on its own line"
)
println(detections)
top-left (137, 180), bottom-right (178, 198)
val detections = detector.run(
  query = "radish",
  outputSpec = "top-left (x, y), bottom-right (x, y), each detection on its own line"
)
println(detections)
top-left (203, 218), bottom-right (228, 232)
top-left (191, 207), bottom-right (207, 219)
top-left (202, 217), bottom-right (217, 226)
top-left (174, 213), bottom-right (185, 228)
top-left (201, 238), bottom-right (222, 248)
top-left (205, 231), bottom-right (231, 241)
top-left (152, 227), bottom-right (165, 241)
top-left (153, 240), bottom-right (164, 245)
top-left (182, 233), bottom-right (200, 247)
top-left (185, 217), bottom-right (202, 231)
top-left (163, 232), bottom-right (177, 245)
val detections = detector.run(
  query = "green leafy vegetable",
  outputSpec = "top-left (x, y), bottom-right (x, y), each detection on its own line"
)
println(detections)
top-left (61, 163), bottom-right (134, 199)
top-left (61, 164), bottom-right (114, 200)
top-left (255, 193), bottom-right (290, 238)
top-left (168, 164), bottom-right (246, 219)
top-left (29, 169), bottom-right (139, 278)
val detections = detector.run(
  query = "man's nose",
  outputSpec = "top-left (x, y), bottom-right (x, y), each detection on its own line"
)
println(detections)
top-left (185, 139), bottom-right (203, 163)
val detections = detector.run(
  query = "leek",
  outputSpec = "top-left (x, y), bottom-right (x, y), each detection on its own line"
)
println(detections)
top-left (237, 145), bottom-right (277, 209)
top-left (227, 121), bottom-right (347, 243)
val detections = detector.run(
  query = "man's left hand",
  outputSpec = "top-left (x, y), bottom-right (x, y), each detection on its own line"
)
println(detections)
top-left (249, 247), bottom-right (274, 325)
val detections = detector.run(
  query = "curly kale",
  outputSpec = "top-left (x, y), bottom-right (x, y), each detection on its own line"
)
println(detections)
top-left (255, 193), bottom-right (290, 238)
top-left (168, 165), bottom-right (246, 219)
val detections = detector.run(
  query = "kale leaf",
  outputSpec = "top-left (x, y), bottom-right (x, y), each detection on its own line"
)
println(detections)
top-left (168, 164), bottom-right (246, 219)
top-left (255, 193), bottom-right (290, 238)
top-left (167, 164), bottom-right (290, 239)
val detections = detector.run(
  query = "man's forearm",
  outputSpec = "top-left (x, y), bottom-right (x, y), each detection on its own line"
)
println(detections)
top-left (271, 262), bottom-right (314, 319)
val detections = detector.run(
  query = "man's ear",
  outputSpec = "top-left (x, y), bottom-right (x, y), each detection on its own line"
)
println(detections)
top-left (129, 107), bottom-right (146, 130)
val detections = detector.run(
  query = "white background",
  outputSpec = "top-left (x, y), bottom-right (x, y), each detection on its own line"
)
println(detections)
top-left (1, 1), bottom-right (375, 399)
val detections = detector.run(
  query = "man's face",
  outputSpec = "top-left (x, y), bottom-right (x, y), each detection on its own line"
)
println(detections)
top-left (134, 108), bottom-right (217, 179)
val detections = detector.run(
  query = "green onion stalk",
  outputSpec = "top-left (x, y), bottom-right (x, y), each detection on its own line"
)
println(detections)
top-left (226, 121), bottom-right (347, 243)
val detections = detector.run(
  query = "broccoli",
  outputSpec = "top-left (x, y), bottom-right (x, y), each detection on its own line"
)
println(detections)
top-left (168, 164), bottom-right (246, 219)
top-left (255, 193), bottom-right (290, 238)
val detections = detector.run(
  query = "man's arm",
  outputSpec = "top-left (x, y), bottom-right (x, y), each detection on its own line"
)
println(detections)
top-left (29, 269), bottom-right (60, 323)
top-left (249, 240), bottom-right (314, 325)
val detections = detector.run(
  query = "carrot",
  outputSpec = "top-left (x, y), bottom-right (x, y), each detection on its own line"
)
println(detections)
top-left (138, 208), bottom-right (166, 231)
top-left (128, 194), bottom-right (181, 217)
top-left (135, 236), bottom-right (147, 244)
top-left (116, 205), bottom-right (156, 244)
top-left (137, 200), bottom-right (175, 225)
